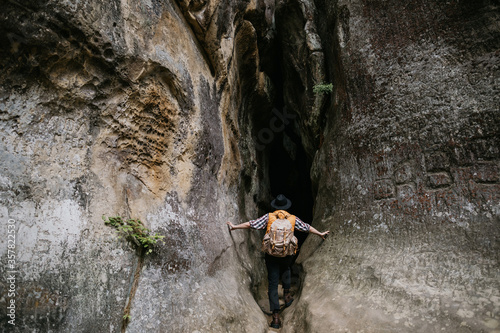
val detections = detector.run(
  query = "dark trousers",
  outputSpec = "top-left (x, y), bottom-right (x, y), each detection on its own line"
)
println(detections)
top-left (265, 254), bottom-right (293, 312)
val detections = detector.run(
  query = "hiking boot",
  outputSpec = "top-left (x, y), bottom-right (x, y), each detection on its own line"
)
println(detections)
top-left (270, 312), bottom-right (281, 329)
top-left (284, 289), bottom-right (294, 307)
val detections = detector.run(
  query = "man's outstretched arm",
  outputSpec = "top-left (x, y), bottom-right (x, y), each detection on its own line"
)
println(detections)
top-left (227, 221), bottom-right (251, 230)
top-left (295, 217), bottom-right (330, 239)
top-left (308, 226), bottom-right (330, 240)
top-left (227, 214), bottom-right (269, 231)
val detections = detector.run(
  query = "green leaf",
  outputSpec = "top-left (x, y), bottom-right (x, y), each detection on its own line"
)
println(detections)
top-left (104, 214), bottom-right (164, 254)
top-left (313, 83), bottom-right (333, 95)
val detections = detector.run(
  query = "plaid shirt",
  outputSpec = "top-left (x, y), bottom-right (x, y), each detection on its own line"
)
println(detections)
top-left (249, 213), bottom-right (311, 232)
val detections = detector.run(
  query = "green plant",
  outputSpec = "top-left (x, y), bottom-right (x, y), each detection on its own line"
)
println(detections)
top-left (313, 83), bottom-right (333, 95)
top-left (103, 215), bottom-right (164, 254)
top-left (123, 314), bottom-right (131, 321)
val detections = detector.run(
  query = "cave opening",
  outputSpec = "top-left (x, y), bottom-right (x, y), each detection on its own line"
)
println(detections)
top-left (250, 57), bottom-right (316, 322)
top-left (257, 20), bottom-right (315, 248)
top-left (267, 119), bottom-right (315, 246)
top-left (250, 85), bottom-right (316, 320)
top-left (245, 2), bottom-right (320, 320)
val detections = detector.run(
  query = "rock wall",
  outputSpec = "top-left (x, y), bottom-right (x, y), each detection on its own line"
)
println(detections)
top-left (285, 0), bottom-right (500, 332)
top-left (0, 0), bottom-right (273, 331)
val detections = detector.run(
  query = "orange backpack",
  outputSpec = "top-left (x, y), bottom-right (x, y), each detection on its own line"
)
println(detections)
top-left (261, 210), bottom-right (298, 257)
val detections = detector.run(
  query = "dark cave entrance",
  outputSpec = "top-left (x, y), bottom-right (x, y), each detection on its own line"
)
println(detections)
top-left (267, 120), bottom-right (314, 247)
top-left (251, 92), bottom-right (315, 317)
top-left (257, 37), bottom-right (315, 248)
top-left (247, 2), bottom-right (320, 316)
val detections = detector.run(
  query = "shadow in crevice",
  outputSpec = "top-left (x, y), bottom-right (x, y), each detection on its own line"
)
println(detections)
top-left (252, 258), bottom-right (304, 314)
top-left (243, 2), bottom-right (321, 329)
top-left (249, 104), bottom-right (316, 330)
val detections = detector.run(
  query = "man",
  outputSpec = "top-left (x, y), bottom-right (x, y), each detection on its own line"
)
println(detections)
top-left (227, 194), bottom-right (329, 329)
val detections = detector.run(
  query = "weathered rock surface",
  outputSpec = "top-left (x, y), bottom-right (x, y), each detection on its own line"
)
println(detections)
top-left (0, 0), bottom-right (499, 332)
top-left (0, 0), bottom-right (272, 331)
top-left (284, 0), bottom-right (500, 332)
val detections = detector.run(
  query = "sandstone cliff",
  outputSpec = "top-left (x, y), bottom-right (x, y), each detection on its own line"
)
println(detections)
top-left (0, 0), bottom-right (499, 332)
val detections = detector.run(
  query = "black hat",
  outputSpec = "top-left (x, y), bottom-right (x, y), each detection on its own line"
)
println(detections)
top-left (271, 194), bottom-right (292, 210)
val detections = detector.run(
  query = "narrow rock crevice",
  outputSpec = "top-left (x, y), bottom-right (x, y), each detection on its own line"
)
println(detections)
top-left (240, 1), bottom-right (325, 327)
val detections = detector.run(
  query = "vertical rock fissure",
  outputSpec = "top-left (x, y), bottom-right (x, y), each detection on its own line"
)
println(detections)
top-left (250, 0), bottom-right (320, 236)
top-left (259, 1), bottom-right (331, 329)
top-left (245, 0), bottom-right (325, 326)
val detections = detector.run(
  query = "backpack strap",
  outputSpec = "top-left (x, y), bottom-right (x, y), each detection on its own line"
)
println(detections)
top-left (266, 210), bottom-right (296, 233)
